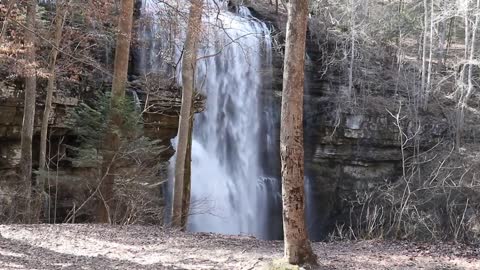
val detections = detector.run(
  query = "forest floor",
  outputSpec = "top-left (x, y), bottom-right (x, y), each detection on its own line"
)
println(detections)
top-left (0, 225), bottom-right (479, 270)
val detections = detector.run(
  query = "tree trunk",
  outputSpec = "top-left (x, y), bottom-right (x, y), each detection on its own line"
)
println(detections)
top-left (420, 0), bottom-right (428, 106)
top-left (465, 0), bottom-right (479, 102)
top-left (280, 0), bottom-right (317, 265)
top-left (0, 0), bottom-right (17, 42)
top-left (424, 0), bottom-right (434, 108)
top-left (96, 0), bottom-right (134, 223)
top-left (39, 0), bottom-right (68, 220)
top-left (437, 0), bottom-right (447, 71)
top-left (172, 0), bottom-right (203, 229)
top-left (180, 115), bottom-right (194, 229)
top-left (445, 17), bottom-right (455, 67)
top-left (456, 0), bottom-right (478, 149)
top-left (19, 0), bottom-right (37, 223)
top-left (464, 2), bottom-right (470, 60)
top-left (348, 0), bottom-right (355, 102)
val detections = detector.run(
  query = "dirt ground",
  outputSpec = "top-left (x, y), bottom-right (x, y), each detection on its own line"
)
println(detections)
top-left (0, 225), bottom-right (478, 269)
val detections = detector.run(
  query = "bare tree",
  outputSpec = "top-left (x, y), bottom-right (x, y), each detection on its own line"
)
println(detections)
top-left (280, 0), bottom-right (317, 265)
top-left (464, 0), bottom-right (479, 102)
top-left (456, 0), bottom-right (479, 148)
top-left (437, 0), bottom-right (448, 71)
top-left (19, 0), bottom-right (37, 223)
top-left (97, 0), bottom-right (135, 223)
top-left (172, 0), bottom-right (203, 229)
top-left (39, 0), bottom-right (69, 214)
top-left (348, 0), bottom-right (356, 102)
top-left (0, 0), bottom-right (17, 42)
top-left (424, 0), bottom-right (434, 108)
top-left (420, 0), bottom-right (429, 106)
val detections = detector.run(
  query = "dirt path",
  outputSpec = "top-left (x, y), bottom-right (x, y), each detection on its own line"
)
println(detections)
top-left (0, 225), bottom-right (478, 269)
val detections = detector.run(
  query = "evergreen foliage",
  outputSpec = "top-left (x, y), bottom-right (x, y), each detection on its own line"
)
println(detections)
top-left (67, 92), bottom-right (162, 168)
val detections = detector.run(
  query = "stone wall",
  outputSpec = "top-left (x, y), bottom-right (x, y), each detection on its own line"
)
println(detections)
top-left (245, 2), bottom-right (406, 240)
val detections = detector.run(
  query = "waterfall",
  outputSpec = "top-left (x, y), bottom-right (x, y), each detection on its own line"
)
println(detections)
top-left (140, 0), bottom-right (280, 239)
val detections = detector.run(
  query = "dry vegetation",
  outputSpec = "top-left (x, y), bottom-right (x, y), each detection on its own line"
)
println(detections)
top-left (302, 0), bottom-right (480, 243)
top-left (0, 225), bottom-right (479, 269)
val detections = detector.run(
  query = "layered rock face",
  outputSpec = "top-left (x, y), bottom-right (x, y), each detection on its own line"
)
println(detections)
top-left (0, 80), bottom-right (79, 221)
top-left (0, 82), bottom-right (78, 176)
top-left (304, 98), bottom-right (402, 239)
top-left (247, 2), bottom-right (405, 240)
top-left (0, 76), bottom-right (203, 222)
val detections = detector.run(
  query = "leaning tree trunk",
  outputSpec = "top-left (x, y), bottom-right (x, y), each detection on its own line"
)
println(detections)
top-left (39, 0), bottom-right (68, 220)
top-left (96, 0), bottom-right (134, 223)
top-left (172, 0), bottom-right (203, 229)
top-left (280, 0), bottom-right (317, 265)
top-left (19, 0), bottom-right (37, 223)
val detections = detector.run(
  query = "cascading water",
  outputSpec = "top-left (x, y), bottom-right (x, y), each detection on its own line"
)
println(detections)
top-left (140, 0), bottom-right (281, 239)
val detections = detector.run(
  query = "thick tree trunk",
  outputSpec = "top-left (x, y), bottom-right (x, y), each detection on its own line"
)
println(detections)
top-left (96, 0), bottom-right (134, 223)
top-left (19, 0), bottom-right (37, 223)
top-left (280, 0), bottom-right (317, 265)
top-left (437, 0), bottom-right (447, 71)
top-left (180, 115), bottom-right (194, 229)
top-left (39, 0), bottom-right (67, 217)
top-left (172, 0), bottom-right (203, 229)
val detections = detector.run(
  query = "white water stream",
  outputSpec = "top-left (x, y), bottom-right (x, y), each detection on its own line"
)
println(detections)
top-left (141, 0), bottom-right (279, 239)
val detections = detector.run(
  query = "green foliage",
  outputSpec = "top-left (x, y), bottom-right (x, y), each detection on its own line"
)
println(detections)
top-left (68, 92), bottom-right (109, 150)
top-left (66, 91), bottom-right (166, 224)
top-left (67, 92), bottom-right (161, 168)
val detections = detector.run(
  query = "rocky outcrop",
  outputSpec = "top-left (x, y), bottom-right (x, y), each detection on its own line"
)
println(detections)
top-left (244, 2), bottom-right (406, 240)
top-left (0, 82), bottom-right (78, 174)
top-left (0, 69), bottom-right (204, 222)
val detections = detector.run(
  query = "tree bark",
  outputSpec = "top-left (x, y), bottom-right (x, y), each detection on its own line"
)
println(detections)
top-left (0, 0), bottom-right (17, 42)
top-left (465, 0), bottom-right (479, 102)
top-left (180, 116), bottom-right (194, 229)
top-left (424, 0), bottom-right (434, 108)
top-left (96, 0), bottom-right (134, 223)
top-left (456, 0), bottom-right (478, 149)
top-left (172, 0), bottom-right (203, 229)
top-left (420, 0), bottom-right (428, 106)
top-left (39, 0), bottom-right (68, 217)
top-left (348, 0), bottom-right (355, 102)
top-left (19, 0), bottom-right (37, 223)
top-left (437, 0), bottom-right (447, 71)
top-left (280, 0), bottom-right (317, 265)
